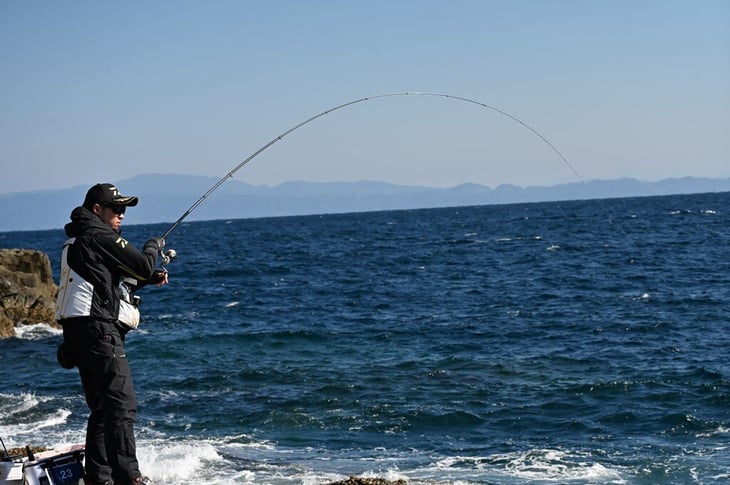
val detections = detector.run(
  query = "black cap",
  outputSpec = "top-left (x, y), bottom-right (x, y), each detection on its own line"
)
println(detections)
top-left (83, 183), bottom-right (139, 210)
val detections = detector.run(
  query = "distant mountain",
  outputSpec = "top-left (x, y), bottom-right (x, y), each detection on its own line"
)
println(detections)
top-left (1, 174), bottom-right (729, 233)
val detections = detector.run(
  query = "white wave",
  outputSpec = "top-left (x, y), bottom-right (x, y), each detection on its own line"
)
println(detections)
top-left (225, 301), bottom-right (239, 308)
top-left (155, 311), bottom-right (200, 320)
top-left (435, 449), bottom-right (626, 484)
top-left (498, 449), bottom-right (625, 483)
top-left (133, 436), bottom-right (306, 485)
top-left (221, 436), bottom-right (276, 451)
top-left (26, 409), bottom-right (70, 433)
top-left (0, 392), bottom-right (84, 450)
top-left (0, 408), bottom-right (72, 447)
top-left (13, 323), bottom-right (62, 340)
top-left (546, 244), bottom-right (560, 251)
top-left (0, 392), bottom-right (40, 417)
top-left (136, 439), bottom-right (224, 483)
top-left (697, 425), bottom-right (730, 438)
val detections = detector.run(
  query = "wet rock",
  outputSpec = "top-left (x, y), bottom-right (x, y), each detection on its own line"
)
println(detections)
top-left (0, 249), bottom-right (58, 338)
top-left (3, 446), bottom-right (48, 459)
top-left (326, 478), bottom-right (407, 485)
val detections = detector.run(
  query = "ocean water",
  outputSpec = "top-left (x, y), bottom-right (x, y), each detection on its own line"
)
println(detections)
top-left (1, 192), bottom-right (729, 484)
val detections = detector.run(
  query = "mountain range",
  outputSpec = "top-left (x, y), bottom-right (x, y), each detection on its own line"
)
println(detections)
top-left (2, 174), bottom-right (729, 233)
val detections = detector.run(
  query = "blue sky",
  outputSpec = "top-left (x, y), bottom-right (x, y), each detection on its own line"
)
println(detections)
top-left (1, 0), bottom-right (728, 195)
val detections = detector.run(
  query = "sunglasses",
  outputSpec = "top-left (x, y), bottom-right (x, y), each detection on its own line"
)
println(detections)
top-left (103, 204), bottom-right (126, 215)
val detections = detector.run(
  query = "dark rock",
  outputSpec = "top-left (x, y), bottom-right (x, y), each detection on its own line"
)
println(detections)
top-left (0, 249), bottom-right (59, 338)
top-left (326, 478), bottom-right (407, 485)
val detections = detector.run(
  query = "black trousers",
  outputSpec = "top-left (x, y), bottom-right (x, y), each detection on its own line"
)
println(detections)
top-left (63, 318), bottom-right (141, 485)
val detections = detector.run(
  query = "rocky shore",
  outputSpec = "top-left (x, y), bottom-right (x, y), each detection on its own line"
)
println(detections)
top-left (0, 249), bottom-right (59, 338)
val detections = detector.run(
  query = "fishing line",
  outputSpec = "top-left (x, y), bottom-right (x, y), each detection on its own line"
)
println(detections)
top-left (160, 91), bottom-right (582, 241)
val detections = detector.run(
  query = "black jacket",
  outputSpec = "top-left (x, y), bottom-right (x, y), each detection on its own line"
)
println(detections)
top-left (63, 206), bottom-right (162, 323)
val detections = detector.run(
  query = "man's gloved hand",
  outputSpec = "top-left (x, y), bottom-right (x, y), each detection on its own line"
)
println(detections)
top-left (150, 268), bottom-right (169, 286)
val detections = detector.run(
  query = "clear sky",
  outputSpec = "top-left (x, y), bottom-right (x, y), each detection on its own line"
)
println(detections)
top-left (1, 0), bottom-right (728, 195)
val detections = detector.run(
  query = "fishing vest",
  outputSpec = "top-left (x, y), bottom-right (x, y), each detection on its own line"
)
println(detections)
top-left (56, 237), bottom-right (141, 329)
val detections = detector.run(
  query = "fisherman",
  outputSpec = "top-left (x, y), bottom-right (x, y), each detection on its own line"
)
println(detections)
top-left (55, 183), bottom-right (172, 485)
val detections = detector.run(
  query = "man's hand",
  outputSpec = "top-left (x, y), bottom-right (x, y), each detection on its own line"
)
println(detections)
top-left (151, 269), bottom-right (169, 287)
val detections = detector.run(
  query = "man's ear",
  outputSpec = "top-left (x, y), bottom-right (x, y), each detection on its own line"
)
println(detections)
top-left (92, 203), bottom-right (103, 216)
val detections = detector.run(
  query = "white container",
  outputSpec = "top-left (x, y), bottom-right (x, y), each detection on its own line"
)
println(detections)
top-left (1, 445), bottom-right (85, 485)
top-left (0, 460), bottom-right (24, 485)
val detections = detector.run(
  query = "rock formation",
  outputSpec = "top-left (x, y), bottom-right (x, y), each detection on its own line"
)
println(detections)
top-left (0, 249), bottom-right (59, 338)
top-left (326, 478), bottom-right (407, 485)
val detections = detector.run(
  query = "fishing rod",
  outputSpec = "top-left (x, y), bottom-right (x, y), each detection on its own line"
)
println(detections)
top-left (159, 91), bottom-right (580, 242)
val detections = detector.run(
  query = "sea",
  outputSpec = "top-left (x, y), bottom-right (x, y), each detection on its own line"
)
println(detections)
top-left (1, 191), bottom-right (729, 484)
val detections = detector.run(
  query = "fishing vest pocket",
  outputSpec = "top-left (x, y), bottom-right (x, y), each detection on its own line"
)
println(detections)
top-left (118, 279), bottom-right (141, 329)
top-left (118, 299), bottom-right (140, 329)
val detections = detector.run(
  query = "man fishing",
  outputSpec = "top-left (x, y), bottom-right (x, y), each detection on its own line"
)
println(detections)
top-left (56, 183), bottom-right (172, 485)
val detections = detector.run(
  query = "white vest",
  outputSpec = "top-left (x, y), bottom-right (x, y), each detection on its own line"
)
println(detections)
top-left (56, 237), bottom-right (141, 329)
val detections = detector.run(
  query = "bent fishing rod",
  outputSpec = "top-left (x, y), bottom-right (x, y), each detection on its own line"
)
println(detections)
top-left (159, 91), bottom-right (580, 242)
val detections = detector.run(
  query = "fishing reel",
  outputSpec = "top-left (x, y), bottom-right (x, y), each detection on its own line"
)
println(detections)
top-left (161, 248), bottom-right (177, 265)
